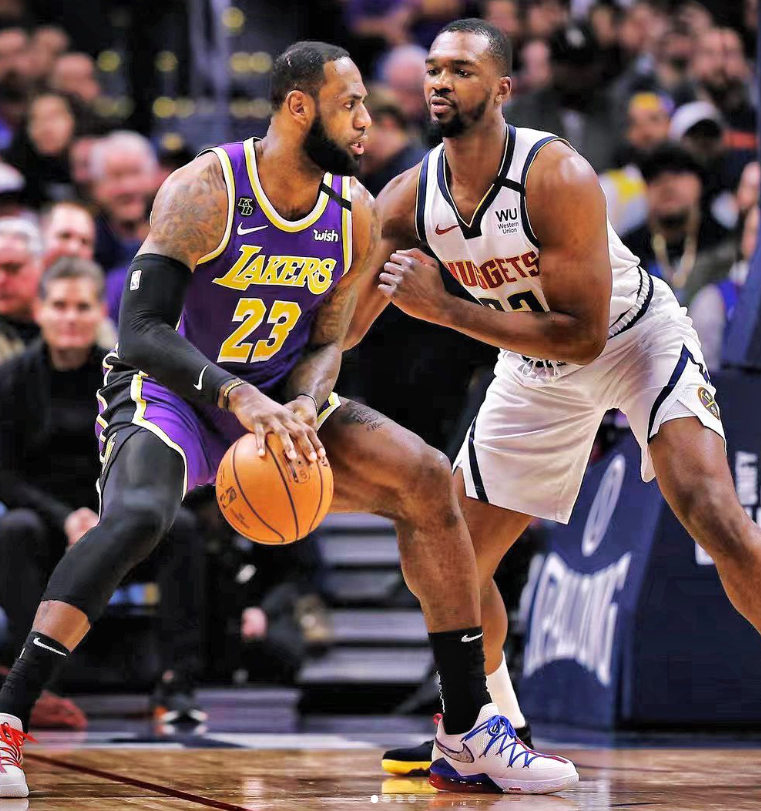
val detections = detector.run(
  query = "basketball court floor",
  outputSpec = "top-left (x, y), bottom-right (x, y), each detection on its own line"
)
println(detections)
top-left (15, 713), bottom-right (761, 810)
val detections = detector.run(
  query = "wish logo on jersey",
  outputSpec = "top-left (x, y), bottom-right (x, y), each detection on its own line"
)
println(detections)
top-left (212, 245), bottom-right (337, 295)
top-left (444, 250), bottom-right (539, 291)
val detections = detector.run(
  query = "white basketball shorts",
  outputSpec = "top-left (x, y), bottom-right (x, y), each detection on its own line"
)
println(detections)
top-left (454, 277), bottom-right (725, 523)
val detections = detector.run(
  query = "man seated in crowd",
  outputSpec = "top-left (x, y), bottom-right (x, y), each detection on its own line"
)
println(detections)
top-left (0, 258), bottom-right (206, 727)
top-left (91, 131), bottom-right (158, 276)
top-left (0, 218), bottom-right (43, 363)
top-left (623, 142), bottom-right (733, 305)
top-left (41, 200), bottom-right (96, 264)
top-left (689, 203), bottom-right (759, 371)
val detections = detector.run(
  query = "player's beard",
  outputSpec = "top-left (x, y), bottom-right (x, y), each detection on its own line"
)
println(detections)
top-left (430, 93), bottom-right (489, 139)
top-left (304, 110), bottom-right (360, 176)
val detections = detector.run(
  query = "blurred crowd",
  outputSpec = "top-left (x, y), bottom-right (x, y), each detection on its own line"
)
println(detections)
top-left (0, 0), bottom-right (756, 728)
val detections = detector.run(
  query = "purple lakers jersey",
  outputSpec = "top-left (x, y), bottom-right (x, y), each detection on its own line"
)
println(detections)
top-left (180, 138), bottom-right (353, 393)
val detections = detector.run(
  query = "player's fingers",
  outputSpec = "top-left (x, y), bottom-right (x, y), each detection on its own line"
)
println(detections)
top-left (292, 423), bottom-right (318, 463)
top-left (378, 272), bottom-right (399, 286)
top-left (305, 423), bottom-right (326, 459)
top-left (273, 422), bottom-right (298, 460)
top-left (383, 261), bottom-right (404, 274)
top-left (253, 423), bottom-right (266, 457)
top-left (378, 283), bottom-right (395, 298)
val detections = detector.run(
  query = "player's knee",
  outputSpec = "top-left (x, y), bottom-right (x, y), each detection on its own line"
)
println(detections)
top-left (402, 444), bottom-right (455, 512)
top-left (100, 494), bottom-right (175, 562)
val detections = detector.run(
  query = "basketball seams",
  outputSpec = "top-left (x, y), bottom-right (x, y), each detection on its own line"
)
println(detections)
top-left (230, 439), bottom-right (285, 543)
top-left (264, 434), bottom-right (300, 542)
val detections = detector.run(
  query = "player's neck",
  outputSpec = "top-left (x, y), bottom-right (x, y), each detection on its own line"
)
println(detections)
top-left (255, 134), bottom-right (325, 219)
top-left (443, 119), bottom-right (507, 190)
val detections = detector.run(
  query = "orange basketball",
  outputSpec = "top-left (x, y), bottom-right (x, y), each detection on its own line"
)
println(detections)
top-left (216, 432), bottom-right (333, 545)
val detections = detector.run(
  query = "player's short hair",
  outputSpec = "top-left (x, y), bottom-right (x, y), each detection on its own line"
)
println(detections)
top-left (39, 256), bottom-right (105, 301)
top-left (271, 41), bottom-right (351, 110)
top-left (436, 18), bottom-right (512, 76)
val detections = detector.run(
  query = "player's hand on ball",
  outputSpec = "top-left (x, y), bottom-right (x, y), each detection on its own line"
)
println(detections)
top-left (284, 395), bottom-right (319, 430)
top-left (227, 383), bottom-right (325, 463)
top-left (379, 248), bottom-right (450, 322)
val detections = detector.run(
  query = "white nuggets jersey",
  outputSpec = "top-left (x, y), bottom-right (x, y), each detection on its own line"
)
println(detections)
top-left (416, 126), bottom-right (653, 380)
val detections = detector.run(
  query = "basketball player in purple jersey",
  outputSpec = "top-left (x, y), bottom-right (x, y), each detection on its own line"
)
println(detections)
top-left (0, 42), bottom-right (577, 798)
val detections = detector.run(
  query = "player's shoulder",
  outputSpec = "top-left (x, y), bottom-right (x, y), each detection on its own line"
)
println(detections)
top-left (525, 136), bottom-right (598, 196)
top-left (374, 162), bottom-right (424, 244)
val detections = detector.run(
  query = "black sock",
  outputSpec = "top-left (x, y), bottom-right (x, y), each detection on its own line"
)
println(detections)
top-left (429, 626), bottom-right (490, 735)
top-left (0, 632), bottom-right (70, 731)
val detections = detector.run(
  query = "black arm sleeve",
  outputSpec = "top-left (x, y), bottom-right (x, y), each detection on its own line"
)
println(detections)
top-left (118, 253), bottom-right (238, 406)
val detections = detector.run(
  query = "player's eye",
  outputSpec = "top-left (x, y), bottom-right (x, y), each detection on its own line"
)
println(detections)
top-left (457, 69), bottom-right (470, 78)
top-left (426, 67), bottom-right (438, 76)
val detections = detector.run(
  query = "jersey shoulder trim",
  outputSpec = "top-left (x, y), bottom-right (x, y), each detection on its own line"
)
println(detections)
top-left (415, 147), bottom-right (438, 244)
top-left (518, 134), bottom-right (564, 248)
top-left (341, 176), bottom-right (353, 275)
top-left (195, 146), bottom-right (236, 266)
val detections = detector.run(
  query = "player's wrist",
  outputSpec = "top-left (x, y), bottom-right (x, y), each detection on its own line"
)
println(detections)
top-left (220, 379), bottom-right (248, 410)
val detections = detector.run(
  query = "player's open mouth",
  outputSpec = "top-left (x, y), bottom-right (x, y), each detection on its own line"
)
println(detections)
top-left (350, 141), bottom-right (365, 155)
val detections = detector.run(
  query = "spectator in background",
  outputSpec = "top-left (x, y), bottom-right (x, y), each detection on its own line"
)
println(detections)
top-left (40, 201), bottom-right (96, 266)
top-left (690, 27), bottom-right (756, 189)
top-left (524, 0), bottom-right (568, 40)
top-left (482, 0), bottom-right (522, 43)
top-left (91, 131), bottom-right (158, 275)
top-left (156, 143), bottom-right (197, 187)
top-left (378, 44), bottom-right (428, 129)
top-left (515, 38), bottom-right (551, 95)
top-left (690, 204), bottom-right (759, 371)
top-left (27, 25), bottom-right (70, 86)
top-left (3, 91), bottom-right (79, 208)
top-left (669, 100), bottom-right (737, 229)
top-left (736, 160), bottom-right (760, 217)
top-left (359, 88), bottom-right (427, 196)
top-left (0, 258), bottom-right (207, 727)
top-left (344, 0), bottom-right (415, 71)
top-left (0, 28), bottom-right (27, 83)
top-left (506, 23), bottom-right (618, 172)
top-left (623, 143), bottom-right (732, 305)
top-left (69, 129), bottom-right (103, 203)
top-left (0, 218), bottom-right (43, 362)
top-left (40, 201), bottom-right (117, 348)
top-left (601, 92), bottom-right (671, 235)
top-left (50, 52), bottom-right (102, 107)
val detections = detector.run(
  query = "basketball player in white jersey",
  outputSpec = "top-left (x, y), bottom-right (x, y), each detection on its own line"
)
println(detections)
top-left (348, 18), bottom-right (761, 785)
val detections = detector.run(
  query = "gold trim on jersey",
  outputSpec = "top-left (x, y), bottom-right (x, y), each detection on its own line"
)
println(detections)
top-left (129, 372), bottom-right (189, 496)
top-left (197, 147), bottom-right (236, 266)
top-left (442, 131), bottom-right (510, 229)
top-left (341, 176), bottom-right (353, 275)
top-left (243, 138), bottom-right (332, 233)
top-left (317, 392), bottom-right (342, 429)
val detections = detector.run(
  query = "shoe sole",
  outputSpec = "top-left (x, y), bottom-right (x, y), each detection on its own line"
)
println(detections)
top-left (430, 760), bottom-right (579, 795)
top-left (0, 780), bottom-right (29, 798)
top-left (381, 759), bottom-right (432, 777)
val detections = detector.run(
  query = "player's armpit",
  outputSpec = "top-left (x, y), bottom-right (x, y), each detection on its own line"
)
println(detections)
top-left (138, 152), bottom-right (228, 269)
top-left (525, 141), bottom-right (612, 363)
top-left (344, 165), bottom-right (420, 349)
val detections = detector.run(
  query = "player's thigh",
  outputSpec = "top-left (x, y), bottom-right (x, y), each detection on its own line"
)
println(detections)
top-left (454, 468), bottom-right (531, 586)
top-left (319, 398), bottom-right (454, 518)
top-left (649, 416), bottom-right (739, 538)
top-left (99, 426), bottom-right (186, 529)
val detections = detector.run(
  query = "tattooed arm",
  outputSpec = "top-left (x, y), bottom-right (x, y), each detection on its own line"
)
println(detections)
top-left (283, 180), bottom-right (381, 425)
top-left (119, 153), bottom-right (323, 460)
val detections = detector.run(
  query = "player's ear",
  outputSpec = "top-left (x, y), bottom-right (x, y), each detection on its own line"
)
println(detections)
top-left (495, 76), bottom-right (512, 106)
top-left (284, 90), bottom-right (313, 126)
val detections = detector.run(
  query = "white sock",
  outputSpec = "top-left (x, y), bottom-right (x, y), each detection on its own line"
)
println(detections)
top-left (486, 655), bottom-right (526, 728)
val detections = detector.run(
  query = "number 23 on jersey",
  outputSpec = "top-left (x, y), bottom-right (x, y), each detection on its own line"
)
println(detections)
top-left (217, 298), bottom-right (301, 364)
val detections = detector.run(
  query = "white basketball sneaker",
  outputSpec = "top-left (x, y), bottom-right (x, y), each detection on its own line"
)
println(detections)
top-left (430, 703), bottom-right (578, 795)
top-left (0, 714), bottom-right (33, 798)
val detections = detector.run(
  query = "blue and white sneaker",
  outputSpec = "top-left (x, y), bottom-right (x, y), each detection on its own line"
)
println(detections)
top-left (430, 703), bottom-right (578, 795)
